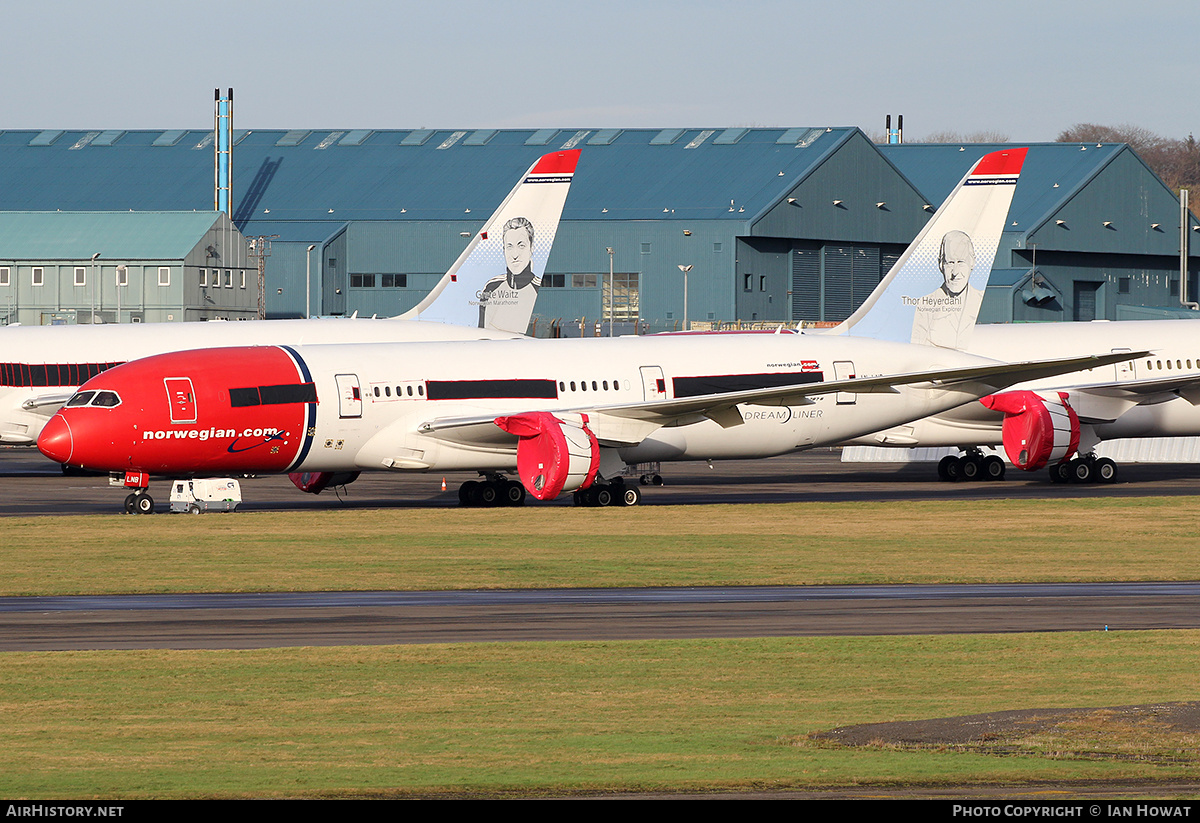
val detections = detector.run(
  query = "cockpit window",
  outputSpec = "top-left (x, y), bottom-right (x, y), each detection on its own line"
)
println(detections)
top-left (91, 391), bottom-right (121, 408)
top-left (66, 391), bottom-right (96, 407)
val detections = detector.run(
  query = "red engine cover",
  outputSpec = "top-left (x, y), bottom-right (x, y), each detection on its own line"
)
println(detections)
top-left (494, 412), bottom-right (599, 500)
top-left (980, 390), bottom-right (1080, 471)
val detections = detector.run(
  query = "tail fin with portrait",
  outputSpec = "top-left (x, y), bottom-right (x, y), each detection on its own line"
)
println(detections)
top-left (400, 149), bottom-right (580, 334)
top-left (831, 147), bottom-right (1027, 350)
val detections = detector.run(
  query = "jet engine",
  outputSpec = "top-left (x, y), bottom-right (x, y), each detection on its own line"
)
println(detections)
top-left (493, 412), bottom-right (599, 500)
top-left (289, 471), bottom-right (361, 495)
top-left (980, 390), bottom-right (1079, 471)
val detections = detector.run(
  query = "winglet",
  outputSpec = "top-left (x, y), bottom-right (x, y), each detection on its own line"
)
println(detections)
top-left (400, 149), bottom-right (580, 334)
top-left (832, 147), bottom-right (1028, 350)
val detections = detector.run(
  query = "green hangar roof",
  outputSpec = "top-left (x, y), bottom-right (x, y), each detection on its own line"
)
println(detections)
top-left (0, 127), bottom-right (859, 240)
top-left (881, 142), bottom-right (1195, 257)
top-left (880, 142), bottom-right (1126, 230)
top-left (0, 211), bottom-right (229, 260)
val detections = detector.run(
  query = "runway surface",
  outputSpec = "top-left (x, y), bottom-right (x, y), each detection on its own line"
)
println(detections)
top-left (2, 583), bottom-right (1198, 651)
top-left (4, 445), bottom-right (1200, 516)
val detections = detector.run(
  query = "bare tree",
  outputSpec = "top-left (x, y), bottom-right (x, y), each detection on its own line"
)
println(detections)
top-left (1056, 123), bottom-right (1167, 154)
top-left (919, 130), bottom-right (1011, 144)
top-left (1057, 123), bottom-right (1200, 192)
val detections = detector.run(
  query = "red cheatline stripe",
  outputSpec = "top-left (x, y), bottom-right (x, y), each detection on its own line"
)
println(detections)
top-left (972, 146), bottom-right (1028, 176)
top-left (531, 149), bottom-right (581, 175)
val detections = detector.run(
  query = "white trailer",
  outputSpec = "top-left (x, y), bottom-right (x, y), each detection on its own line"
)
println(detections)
top-left (169, 478), bottom-right (241, 513)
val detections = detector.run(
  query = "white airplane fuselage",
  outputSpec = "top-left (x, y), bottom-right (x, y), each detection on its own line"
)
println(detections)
top-left (39, 333), bottom-right (1027, 480)
top-left (0, 318), bottom-right (519, 446)
top-left (845, 318), bottom-right (1200, 449)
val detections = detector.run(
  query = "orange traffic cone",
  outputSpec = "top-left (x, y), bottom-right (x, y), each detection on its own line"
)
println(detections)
top-left (441, 477), bottom-right (447, 491)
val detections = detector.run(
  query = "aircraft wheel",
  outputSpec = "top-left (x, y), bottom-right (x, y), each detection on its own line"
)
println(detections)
top-left (124, 493), bottom-right (138, 514)
top-left (621, 485), bottom-right (642, 507)
top-left (478, 483), bottom-right (499, 507)
top-left (460, 480), bottom-right (480, 507)
top-left (982, 455), bottom-right (1006, 481)
top-left (959, 455), bottom-right (982, 481)
top-left (135, 494), bottom-right (155, 515)
top-left (938, 455), bottom-right (960, 482)
top-left (651, 474), bottom-right (664, 486)
top-left (594, 487), bottom-right (613, 507)
top-left (639, 475), bottom-right (650, 486)
top-left (503, 480), bottom-right (526, 507)
top-left (1070, 459), bottom-right (1093, 483)
top-left (1048, 463), bottom-right (1069, 484)
top-left (1094, 457), bottom-right (1118, 484)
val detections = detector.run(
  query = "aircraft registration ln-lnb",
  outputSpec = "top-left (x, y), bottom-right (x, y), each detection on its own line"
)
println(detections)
top-left (33, 148), bottom-right (1146, 511)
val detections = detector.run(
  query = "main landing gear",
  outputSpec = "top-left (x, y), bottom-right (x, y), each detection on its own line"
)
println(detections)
top-left (937, 449), bottom-right (1006, 482)
top-left (458, 475), bottom-right (527, 508)
top-left (1048, 454), bottom-right (1118, 484)
top-left (457, 476), bottom-right (643, 507)
top-left (574, 479), bottom-right (641, 507)
top-left (123, 489), bottom-right (154, 514)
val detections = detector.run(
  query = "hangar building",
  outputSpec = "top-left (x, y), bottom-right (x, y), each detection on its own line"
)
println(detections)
top-left (0, 210), bottom-right (256, 326)
top-left (0, 126), bottom-right (1194, 330)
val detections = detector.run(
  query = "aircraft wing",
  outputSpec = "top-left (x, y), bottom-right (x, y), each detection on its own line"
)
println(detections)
top-left (19, 392), bottom-right (74, 413)
top-left (416, 350), bottom-right (1149, 447)
top-left (934, 369), bottom-right (1200, 427)
top-left (1068, 373), bottom-right (1200, 402)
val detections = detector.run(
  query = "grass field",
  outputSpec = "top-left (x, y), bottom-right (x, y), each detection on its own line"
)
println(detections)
top-left (2, 496), bottom-right (1198, 596)
top-left (3, 632), bottom-right (1199, 798)
top-left (3, 497), bottom-right (1199, 797)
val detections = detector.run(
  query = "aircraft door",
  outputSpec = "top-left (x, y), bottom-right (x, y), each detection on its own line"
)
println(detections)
top-left (833, 361), bottom-right (856, 405)
top-left (639, 366), bottom-right (667, 401)
top-left (1112, 348), bottom-right (1135, 381)
top-left (164, 377), bottom-right (197, 423)
top-left (335, 374), bottom-right (362, 419)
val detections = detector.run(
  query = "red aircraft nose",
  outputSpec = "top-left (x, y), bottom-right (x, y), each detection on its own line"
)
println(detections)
top-left (38, 414), bottom-right (74, 465)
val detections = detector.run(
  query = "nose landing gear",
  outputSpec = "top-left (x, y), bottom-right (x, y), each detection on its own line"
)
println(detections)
top-left (115, 471), bottom-right (154, 514)
top-left (123, 489), bottom-right (154, 514)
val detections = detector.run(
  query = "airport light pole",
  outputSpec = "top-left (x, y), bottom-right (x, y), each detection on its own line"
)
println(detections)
top-left (306, 244), bottom-right (317, 318)
top-left (606, 247), bottom-right (614, 336)
top-left (678, 264), bottom-right (693, 331)
top-left (90, 252), bottom-right (100, 324)
top-left (116, 265), bottom-right (126, 323)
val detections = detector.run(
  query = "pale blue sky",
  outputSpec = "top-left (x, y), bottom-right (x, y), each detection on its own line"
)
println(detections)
top-left (5, 0), bottom-right (1196, 142)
